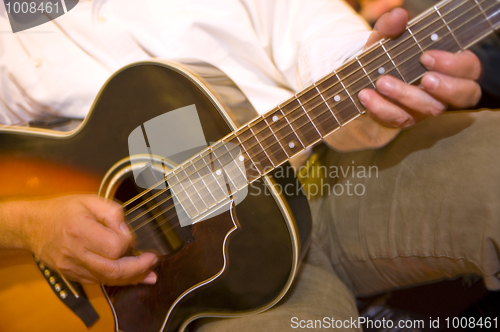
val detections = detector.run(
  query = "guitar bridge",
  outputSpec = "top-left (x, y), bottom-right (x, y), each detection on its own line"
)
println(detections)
top-left (33, 255), bottom-right (99, 328)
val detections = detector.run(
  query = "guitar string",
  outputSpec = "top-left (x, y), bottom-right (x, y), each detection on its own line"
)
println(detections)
top-left (134, 6), bottom-right (500, 241)
top-left (121, 0), bottom-right (491, 218)
top-left (123, 0), bottom-right (497, 230)
top-left (125, 0), bottom-right (496, 230)
top-left (123, 0), bottom-right (497, 227)
top-left (127, 0), bottom-right (494, 217)
top-left (127, 3), bottom-right (498, 237)
top-left (121, 0), bottom-right (483, 216)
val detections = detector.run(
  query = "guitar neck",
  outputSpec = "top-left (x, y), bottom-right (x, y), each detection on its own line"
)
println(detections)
top-left (166, 0), bottom-right (500, 222)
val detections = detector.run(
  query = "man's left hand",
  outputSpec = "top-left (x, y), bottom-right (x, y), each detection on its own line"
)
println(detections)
top-left (358, 8), bottom-right (483, 129)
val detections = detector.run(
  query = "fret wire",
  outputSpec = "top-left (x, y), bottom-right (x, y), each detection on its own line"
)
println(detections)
top-left (178, 165), bottom-right (211, 210)
top-left (190, 147), bottom-right (249, 208)
top-left (352, 10), bottom-right (484, 88)
top-left (221, 0), bottom-right (497, 170)
top-left (207, 146), bottom-right (248, 193)
top-left (250, 104), bottom-right (333, 165)
top-left (209, 143), bottom-right (240, 194)
top-left (406, 0), bottom-right (453, 27)
top-left (130, 0), bottom-right (499, 234)
top-left (196, 150), bottom-right (230, 201)
top-left (436, 0), bottom-right (499, 49)
top-left (211, 158), bottom-right (241, 197)
top-left (125, 0), bottom-right (497, 233)
top-left (272, 121), bottom-right (308, 151)
top-left (252, 117), bottom-right (291, 165)
top-left (188, 159), bottom-right (218, 205)
top-left (435, 0), bottom-right (454, 10)
top-left (407, 27), bottom-right (424, 52)
top-left (334, 70), bottom-right (363, 113)
top-left (379, 41), bottom-right (407, 83)
top-left (143, 0), bottom-right (496, 212)
top-left (190, 153), bottom-right (247, 216)
top-left (179, 0), bottom-right (497, 195)
top-left (255, 0), bottom-right (497, 161)
top-left (284, 0), bottom-right (486, 125)
top-left (170, 172), bottom-right (201, 217)
top-left (313, 82), bottom-right (343, 124)
top-left (247, 122), bottom-right (276, 167)
top-left (489, 5), bottom-right (500, 29)
top-left (274, 0), bottom-right (497, 147)
top-left (460, 14), bottom-right (499, 49)
top-left (170, 111), bottom-right (311, 209)
top-left (473, 0), bottom-right (495, 28)
top-left (221, 137), bottom-right (250, 185)
top-left (282, 0), bottom-right (492, 149)
top-left (294, 97), bottom-right (324, 138)
top-left (126, 169), bottom-right (199, 224)
top-left (209, 142), bottom-right (246, 194)
top-left (186, 153), bottom-right (226, 208)
top-left (263, 114), bottom-right (291, 158)
top-left (434, 5), bottom-right (464, 50)
top-left (233, 131), bottom-right (263, 176)
top-left (356, 56), bottom-right (377, 89)
top-left (206, 144), bottom-right (236, 193)
top-left (277, 107), bottom-right (306, 148)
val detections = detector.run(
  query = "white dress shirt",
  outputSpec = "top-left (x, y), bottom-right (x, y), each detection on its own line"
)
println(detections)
top-left (0, 0), bottom-right (399, 151)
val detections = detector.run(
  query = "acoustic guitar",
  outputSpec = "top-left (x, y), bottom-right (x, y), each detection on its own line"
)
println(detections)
top-left (0, 0), bottom-right (499, 330)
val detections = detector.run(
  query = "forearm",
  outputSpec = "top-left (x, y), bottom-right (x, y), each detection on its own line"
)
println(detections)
top-left (0, 200), bottom-right (33, 251)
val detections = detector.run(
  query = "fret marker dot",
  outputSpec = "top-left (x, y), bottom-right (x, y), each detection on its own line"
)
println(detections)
top-left (431, 33), bottom-right (439, 41)
top-left (378, 67), bottom-right (385, 74)
top-left (272, 115), bottom-right (279, 122)
top-left (334, 95), bottom-right (341, 102)
top-left (216, 169), bottom-right (222, 176)
top-left (239, 155), bottom-right (245, 162)
top-left (289, 142), bottom-right (295, 149)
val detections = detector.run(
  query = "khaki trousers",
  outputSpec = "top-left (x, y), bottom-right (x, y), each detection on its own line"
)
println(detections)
top-left (196, 110), bottom-right (500, 331)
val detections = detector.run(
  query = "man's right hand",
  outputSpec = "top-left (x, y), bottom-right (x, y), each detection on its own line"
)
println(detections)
top-left (19, 195), bottom-right (158, 285)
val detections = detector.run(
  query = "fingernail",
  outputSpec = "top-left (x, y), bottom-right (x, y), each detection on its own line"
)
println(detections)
top-left (143, 271), bottom-right (157, 284)
top-left (358, 90), bottom-right (370, 105)
top-left (421, 53), bottom-right (435, 69)
top-left (377, 77), bottom-right (394, 95)
top-left (422, 73), bottom-right (440, 91)
top-left (120, 222), bottom-right (130, 236)
top-left (151, 256), bottom-right (159, 266)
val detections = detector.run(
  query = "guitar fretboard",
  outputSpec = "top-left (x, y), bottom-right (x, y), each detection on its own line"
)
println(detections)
top-left (165, 0), bottom-right (500, 222)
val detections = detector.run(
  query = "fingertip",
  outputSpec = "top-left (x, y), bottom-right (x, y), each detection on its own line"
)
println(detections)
top-left (376, 8), bottom-right (408, 35)
top-left (139, 252), bottom-right (159, 267)
top-left (358, 89), bottom-right (371, 106)
top-left (390, 7), bottom-right (408, 20)
top-left (120, 222), bottom-right (131, 237)
top-left (376, 75), bottom-right (396, 95)
top-left (420, 53), bottom-right (435, 69)
top-left (391, 8), bottom-right (409, 31)
top-left (422, 73), bottom-right (440, 91)
top-left (141, 271), bottom-right (157, 285)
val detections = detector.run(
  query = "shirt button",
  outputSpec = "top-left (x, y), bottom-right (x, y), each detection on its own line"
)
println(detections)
top-left (34, 58), bottom-right (42, 67)
top-left (97, 16), bottom-right (106, 24)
